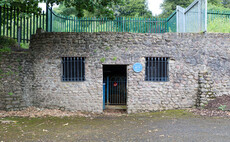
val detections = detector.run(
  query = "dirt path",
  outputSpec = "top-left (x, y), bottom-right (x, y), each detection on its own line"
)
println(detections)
top-left (0, 109), bottom-right (230, 142)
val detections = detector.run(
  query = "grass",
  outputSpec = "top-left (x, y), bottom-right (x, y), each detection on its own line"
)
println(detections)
top-left (0, 36), bottom-right (17, 49)
top-left (208, 18), bottom-right (230, 33)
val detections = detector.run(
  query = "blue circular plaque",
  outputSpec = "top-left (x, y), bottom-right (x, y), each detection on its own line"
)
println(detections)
top-left (133, 63), bottom-right (142, 72)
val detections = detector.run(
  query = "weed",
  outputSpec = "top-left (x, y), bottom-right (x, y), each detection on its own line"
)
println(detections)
top-left (8, 92), bottom-right (13, 95)
top-left (100, 57), bottom-right (105, 63)
top-left (20, 43), bottom-right (29, 49)
top-left (218, 104), bottom-right (226, 111)
top-left (112, 57), bottom-right (117, 61)
top-left (105, 46), bottom-right (110, 51)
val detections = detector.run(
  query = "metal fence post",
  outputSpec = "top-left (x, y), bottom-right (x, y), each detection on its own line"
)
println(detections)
top-left (17, 26), bottom-right (21, 46)
top-left (46, 3), bottom-right (48, 32)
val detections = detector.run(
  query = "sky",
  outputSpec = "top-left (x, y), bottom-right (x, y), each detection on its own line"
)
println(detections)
top-left (148, 0), bottom-right (163, 15)
top-left (39, 0), bottom-right (164, 16)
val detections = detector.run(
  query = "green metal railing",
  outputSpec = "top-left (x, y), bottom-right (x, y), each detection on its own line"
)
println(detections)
top-left (207, 10), bottom-right (230, 23)
top-left (0, 6), bottom-right (46, 43)
top-left (47, 7), bottom-right (168, 33)
top-left (1, 5), bottom-right (230, 43)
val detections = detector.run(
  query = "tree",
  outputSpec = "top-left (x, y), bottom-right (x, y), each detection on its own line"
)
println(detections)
top-left (0, 0), bottom-right (121, 17)
top-left (160, 0), bottom-right (227, 18)
top-left (160, 0), bottom-right (193, 18)
top-left (53, 0), bottom-right (153, 18)
top-left (113, 0), bottom-right (153, 18)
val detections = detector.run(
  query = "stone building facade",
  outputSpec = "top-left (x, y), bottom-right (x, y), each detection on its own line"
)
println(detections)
top-left (0, 32), bottom-right (230, 113)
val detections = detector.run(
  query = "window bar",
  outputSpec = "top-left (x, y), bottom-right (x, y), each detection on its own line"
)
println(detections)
top-left (166, 58), bottom-right (169, 81)
top-left (73, 57), bottom-right (76, 81)
top-left (77, 57), bottom-right (79, 81)
top-left (151, 57), bottom-right (154, 81)
top-left (67, 57), bottom-right (69, 81)
top-left (83, 58), bottom-right (85, 81)
top-left (62, 58), bottom-right (65, 81)
top-left (165, 57), bottom-right (167, 81)
top-left (70, 57), bottom-right (72, 81)
top-left (154, 57), bottom-right (156, 81)
top-left (80, 57), bottom-right (83, 81)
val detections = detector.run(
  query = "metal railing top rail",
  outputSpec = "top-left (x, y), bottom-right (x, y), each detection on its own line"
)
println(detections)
top-left (167, 11), bottom-right (176, 21)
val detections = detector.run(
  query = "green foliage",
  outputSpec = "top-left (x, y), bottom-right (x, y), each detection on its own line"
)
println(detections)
top-left (8, 92), bottom-right (13, 96)
top-left (218, 104), bottom-right (226, 111)
top-left (52, 0), bottom-right (122, 18)
top-left (160, 0), bottom-right (193, 17)
top-left (100, 57), bottom-right (106, 63)
top-left (160, 0), bottom-right (229, 18)
top-left (53, 0), bottom-right (153, 18)
top-left (112, 57), bottom-right (117, 61)
top-left (208, 3), bottom-right (230, 11)
top-left (20, 43), bottom-right (29, 49)
top-left (0, 36), bottom-right (17, 49)
top-left (208, 17), bottom-right (230, 33)
top-left (0, 0), bottom-right (43, 14)
top-left (113, 0), bottom-right (153, 18)
top-left (105, 46), bottom-right (111, 51)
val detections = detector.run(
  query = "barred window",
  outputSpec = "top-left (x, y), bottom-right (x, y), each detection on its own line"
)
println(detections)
top-left (62, 57), bottom-right (85, 81)
top-left (145, 57), bottom-right (169, 81)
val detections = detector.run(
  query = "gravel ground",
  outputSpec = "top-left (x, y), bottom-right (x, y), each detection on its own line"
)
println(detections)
top-left (1, 109), bottom-right (230, 142)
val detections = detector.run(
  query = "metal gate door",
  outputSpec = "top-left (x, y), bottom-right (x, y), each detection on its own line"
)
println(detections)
top-left (103, 76), bottom-right (127, 105)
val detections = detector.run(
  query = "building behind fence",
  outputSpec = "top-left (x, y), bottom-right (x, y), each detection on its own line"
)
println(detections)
top-left (0, 0), bottom-right (230, 43)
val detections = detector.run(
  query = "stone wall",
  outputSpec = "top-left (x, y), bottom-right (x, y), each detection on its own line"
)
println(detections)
top-left (0, 51), bottom-right (34, 110)
top-left (0, 32), bottom-right (229, 113)
top-left (28, 32), bottom-right (230, 113)
top-left (197, 71), bottom-right (216, 107)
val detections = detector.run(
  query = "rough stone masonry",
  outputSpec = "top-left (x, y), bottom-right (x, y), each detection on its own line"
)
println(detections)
top-left (0, 32), bottom-right (229, 113)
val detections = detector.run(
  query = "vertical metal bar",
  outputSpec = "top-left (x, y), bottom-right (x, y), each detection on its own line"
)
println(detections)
top-left (30, 15), bottom-right (32, 42)
top-left (43, 11), bottom-right (45, 29)
top-left (107, 77), bottom-right (109, 105)
top-left (62, 57), bottom-right (64, 81)
top-left (23, 14), bottom-right (25, 43)
top-left (70, 57), bottom-right (72, 81)
top-left (158, 57), bottom-right (160, 81)
top-left (27, 17), bottom-right (28, 43)
top-left (20, 14), bottom-right (22, 43)
top-left (103, 83), bottom-right (105, 109)
top-left (10, 7), bottom-right (12, 38)
top-left (73, 57), bottom-right (76, 81)
top-left (77, 57), bottom-right (79, 81)
top-left (74, 17), bottom-right (76, 32)
top-left (161, 57), bottom-right (164, 81)
top-left (50, 7), bottom-right (52, 32)
top-left (33, 13), bottom-right (35, 34)
top-left (3, 6), bottom-right (5, 36)
top-left (81, 57), bottom-right (83, 81)
top-left (13, 7), bottom-right (16, 39)
top-left (165, 58), bottom-right (167, 81)
top-left (39, 12), bottom-right (41, 28)
top-left (16, 8), bottom-right (19, 41)
top-left (46, 3), bottom-right (48, 31)
top-left (83, 58), bottom-right (85, 81)
top-left (0, 6), bottom-right (2, 36)
top-left (6, 6), bottom-right (9, 36)
top-left (154, 57), bottom-right (156, 81)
